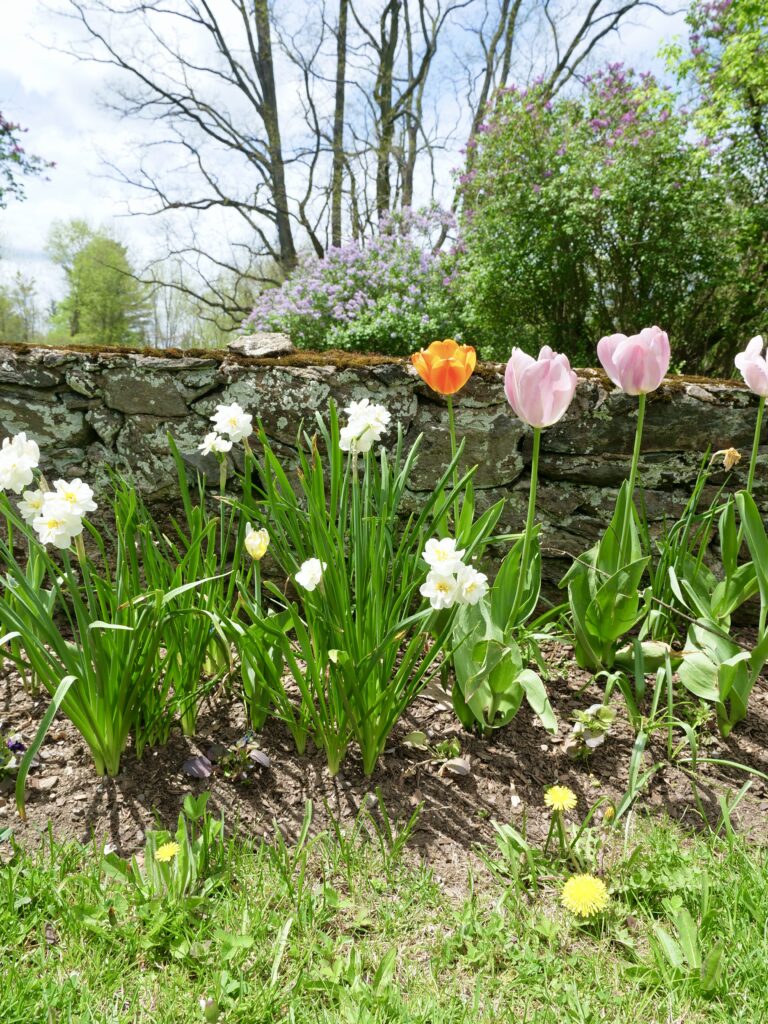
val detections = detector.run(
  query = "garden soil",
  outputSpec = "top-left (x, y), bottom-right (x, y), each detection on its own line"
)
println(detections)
top-left (2, 639), bottom-right (767, 893)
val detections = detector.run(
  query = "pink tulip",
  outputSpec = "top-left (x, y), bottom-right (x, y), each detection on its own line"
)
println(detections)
top-left (735, 335), bottom-right (768, 398)
top-left (597, 326), bottom-right (670, 395)
top-left (504, 346), bottom-right (578, 428)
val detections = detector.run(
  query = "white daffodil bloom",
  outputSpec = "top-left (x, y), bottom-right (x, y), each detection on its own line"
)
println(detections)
top-left (244, 523), bottom-right (270, 561)
top-left (456, 564), bottom-right (489, 605)
top-left (18, 488), bottom-right (45, 525)
top-left (419, 570), bottom-right (460, 610)
top-left (32, 494), bottom-right (84, 549)
top-left (295, 557), bottom-right (327, 591)
top-left (52, 478), bottom-right (98, 517)
top-left (211, 402), bottom-right (253, 443)
top-left (339, 398), bottom-right (391, 454)
top-left (199, 431), bottom-right (233, 456)
top-left (0, 432), bottom-right (41, 494)
top-left (422, 537), bottom-right (466, 574)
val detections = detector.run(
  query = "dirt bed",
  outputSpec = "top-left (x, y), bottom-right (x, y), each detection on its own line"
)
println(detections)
top-left (2, 640), bottom-right (768, 889)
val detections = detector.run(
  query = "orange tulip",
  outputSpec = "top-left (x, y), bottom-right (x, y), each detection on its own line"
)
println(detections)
top-left (410, 339), bottom-right (476, 396)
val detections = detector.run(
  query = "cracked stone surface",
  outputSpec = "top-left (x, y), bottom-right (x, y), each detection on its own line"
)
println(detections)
top-left (0, 344), bottom-right (764, 584)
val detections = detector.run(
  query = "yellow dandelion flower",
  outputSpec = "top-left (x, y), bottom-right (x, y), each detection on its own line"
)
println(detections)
top-left (561, 874), bottom-right (610, 917)
top-left (154, 841), bottom-right (181, 863)
top-left (544, 785), bottom-right (577, 813)
top-left (603, 805), bottom-right (615, 822)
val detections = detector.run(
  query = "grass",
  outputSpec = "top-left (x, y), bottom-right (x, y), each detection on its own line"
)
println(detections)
top-left (1, 801), bottom-right (767, 1023)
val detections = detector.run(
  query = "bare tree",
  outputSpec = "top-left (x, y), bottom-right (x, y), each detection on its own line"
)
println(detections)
top-left (52, 0), bottom-right (671, 317)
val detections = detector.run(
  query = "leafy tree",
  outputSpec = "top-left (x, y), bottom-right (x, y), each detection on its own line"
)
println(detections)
top-left (0, 272), bottom-right (41, 342)
top-left (47, 221), bottom-right (152, 346)
top-left (0, 112), bottom-right (53, 207)
top-left (664, 0), bottom-right (768, 367)
top-left (458, 67), bottom-right (745, 370)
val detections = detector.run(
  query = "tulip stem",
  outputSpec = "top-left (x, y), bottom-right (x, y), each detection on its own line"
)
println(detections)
top-left (510, 426), bottom-right (540, 626)
top-left (620, 392), bottom-right (646, 562)
top-left (447, 394), bottom-right (460, 533)
top-left (627, 393), bottom-right (646, 506)
top-left (746, 396), bottom-right (765, 498)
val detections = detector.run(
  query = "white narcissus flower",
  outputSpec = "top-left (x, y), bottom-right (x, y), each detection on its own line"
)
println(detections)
top-left (339, 398), bottom-right (391, 454)
top-left (18, 489), bottom-right (45, 525)
top-left (244, 523), bottom-right (270, 561)
top-left (419, 570), bottom-right (460, 610)
top-left (52, 478), bottom-right (98, 517)
top-left (455, 564), bottom-right (489, 605)
top-left (199, 431), bottom-right (233, 456)
top-left (211, 402), bottom-right (253, 443)
top-left (295, 557), bottom-right (327, 591)
top-left (422, 537), bottom-right (466, 574)
top-left (32, 494), bottom-right (84, 549)
top-left (0, 432), bottom-right (41, 494)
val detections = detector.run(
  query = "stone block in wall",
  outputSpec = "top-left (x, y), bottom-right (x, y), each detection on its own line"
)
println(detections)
top-left (0, 345), bottom-right (765, 590)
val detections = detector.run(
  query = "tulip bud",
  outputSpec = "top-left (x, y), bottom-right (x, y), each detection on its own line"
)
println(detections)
top-left (411, 339), bottom-right (476, 396)
top-left (504, 346), bottom-right (578, 428)
top-left (244, 523), bottom-right (270, 561)
top-left (735, 336), bottom-right (768, 398)
top-left (597, 326), bottom-right (670, 396)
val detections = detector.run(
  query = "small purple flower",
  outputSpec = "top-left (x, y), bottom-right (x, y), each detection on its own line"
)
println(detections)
top-left (592, 186), bottom-right (602, 199)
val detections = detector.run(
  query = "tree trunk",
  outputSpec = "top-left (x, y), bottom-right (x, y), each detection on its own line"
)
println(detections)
top-left (253, 0), bottom-right (298, 271)
top-left (331, 0), bottom-right (349, 247)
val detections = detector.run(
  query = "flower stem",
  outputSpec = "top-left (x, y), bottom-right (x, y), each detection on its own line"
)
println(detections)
top-left (254, 562), bottom-right (261, 618)
top-left (510, 427), bottom-right (540, 626)
top-left (447, 394), bottom-right (460, 533)
top-left (746, 396), bottom-right (765, 497)
top-left (620, 392), bottom-right (646, 560)
top-left (627, 393), bottom-right (646, 505)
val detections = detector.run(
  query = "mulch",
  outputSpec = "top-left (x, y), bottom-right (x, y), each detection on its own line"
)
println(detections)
top-left (2, 639), bottom-right (768, 890)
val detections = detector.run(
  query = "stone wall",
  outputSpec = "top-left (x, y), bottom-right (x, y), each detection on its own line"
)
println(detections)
top-left (1, 344), bottom-right (765, 584)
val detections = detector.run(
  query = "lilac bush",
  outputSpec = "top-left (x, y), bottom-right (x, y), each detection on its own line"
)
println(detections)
top-left (459, 65), bottom-right (744, 369)
top-left (243, 207), bottom-right (466, 355)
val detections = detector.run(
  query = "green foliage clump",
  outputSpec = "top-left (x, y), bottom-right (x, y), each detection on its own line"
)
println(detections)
top-left (458, 66), bottom-right (753, 371)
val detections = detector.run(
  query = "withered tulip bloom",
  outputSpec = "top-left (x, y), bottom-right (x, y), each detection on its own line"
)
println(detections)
top-left (411, 339), bottom-right (476, 396)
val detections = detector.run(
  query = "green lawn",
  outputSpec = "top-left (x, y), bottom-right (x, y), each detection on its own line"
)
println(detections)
top-left (1, 798), bottom-right (767, 1024)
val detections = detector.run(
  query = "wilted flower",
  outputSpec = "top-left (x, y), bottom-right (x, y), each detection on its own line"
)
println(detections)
top-left (734, 335), bottom-right (768, 398)
top-left (419, 571), bottom-right (460, 610)
top-left (199, 432), bottom-right (233, 456)
top-left (18, 488), bottom-right (45, 525)
top-left (244, 524), bottom-right (270, 561)
top-left (567, 704), bottom-right (616, 758)
top-left (211, 402), bottom-right (253, 443)
top-left (411, 339), bottom-right (476, 395)
top-left (504, 346), bottom-right (578, 428)
top-left (712, 447), bottom-right (741, 472)
top-left (52, 478), bottom-right (97, 517)
top-left (154, 841), bottom-right (181, 863)
top-left (422, 537), bottom-right (466, 574)
top-left (0, 432), bottom-right (40, 494)
top-left (295, 557), bottom-right (326, 591)
top-left (561, 874), bottom-right (610, 917)
top-left (339, 398), bottom-right (391, 454)
top-left (456, 564), bottom-right (489, 605)
top-left (597, 326), bottom-right (670, 395)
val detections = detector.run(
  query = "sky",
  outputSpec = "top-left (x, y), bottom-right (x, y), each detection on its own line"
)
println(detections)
top-left (0, 1), bottom-right (687, 307)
